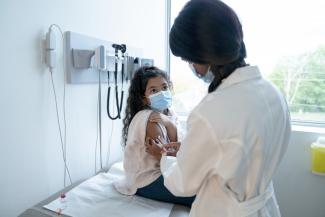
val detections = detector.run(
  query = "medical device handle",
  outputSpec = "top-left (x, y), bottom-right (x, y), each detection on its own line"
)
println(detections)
top-left (106, 44), bottom-right (123, 120)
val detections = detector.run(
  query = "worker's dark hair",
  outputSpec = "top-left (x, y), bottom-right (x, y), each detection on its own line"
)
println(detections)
top-left (169, 0), bottom-right (247, 92)
top-left (122, 66), bottom-right (171, 147)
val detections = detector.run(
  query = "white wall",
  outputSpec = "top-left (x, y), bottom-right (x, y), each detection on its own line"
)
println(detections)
top-left (274, 130), bottom-right (325, 217)
top-left (0, 0), bottom-right (166, 216)
top-left (1, 1), bottom-right (325, 217)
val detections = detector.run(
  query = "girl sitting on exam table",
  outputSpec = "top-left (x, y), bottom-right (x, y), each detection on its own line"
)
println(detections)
top-left (113, 66), bottom-right (195, 207)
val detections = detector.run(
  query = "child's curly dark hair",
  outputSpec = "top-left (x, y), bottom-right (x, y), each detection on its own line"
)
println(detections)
top-left (122, 66), bottom-right (171, 147)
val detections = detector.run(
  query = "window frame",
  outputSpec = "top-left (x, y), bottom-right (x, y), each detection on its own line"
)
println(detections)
top-left (165, 0), bottom-right (325, 128)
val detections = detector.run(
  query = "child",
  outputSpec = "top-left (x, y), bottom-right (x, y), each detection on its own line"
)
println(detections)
top-left (114, 66), bottom-right (195, 207)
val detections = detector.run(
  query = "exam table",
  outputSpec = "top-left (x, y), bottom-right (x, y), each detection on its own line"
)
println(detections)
top-left (18, 162), bottom-right (190, 217)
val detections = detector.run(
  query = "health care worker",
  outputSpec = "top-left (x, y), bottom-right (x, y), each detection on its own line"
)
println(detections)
top-left (146, 0), bottom-right (291, 217)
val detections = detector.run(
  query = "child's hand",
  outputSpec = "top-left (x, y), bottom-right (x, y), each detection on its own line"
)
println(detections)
top-left (145, 136), bottom-right (166, 160)
top-left (145, 136), bottom-right (181, 158)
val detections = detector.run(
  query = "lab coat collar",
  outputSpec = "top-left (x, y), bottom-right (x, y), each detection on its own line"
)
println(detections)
top-left (217, 66), bottom-right (261, 91)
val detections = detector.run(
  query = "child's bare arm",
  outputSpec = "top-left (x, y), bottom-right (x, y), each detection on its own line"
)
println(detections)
top-left (146, 121), bottom-right (167, 144)
top-left (148, 112), bottom-right (178, 142)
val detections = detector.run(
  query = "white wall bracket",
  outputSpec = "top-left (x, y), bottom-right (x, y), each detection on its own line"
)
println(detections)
top-left (65, 31), bottom-right (142, 84)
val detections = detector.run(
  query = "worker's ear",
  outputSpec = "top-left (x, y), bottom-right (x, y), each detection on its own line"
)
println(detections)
top-left (143, 95), bottom-right (150, 106)
top-left (193, 63), bottom-right (210, 76)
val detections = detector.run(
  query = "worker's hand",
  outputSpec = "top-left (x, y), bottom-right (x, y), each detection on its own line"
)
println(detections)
top-left (145, 136), bottom-right (166, 160)
top-left (164, 142), bottom-right (181, 157)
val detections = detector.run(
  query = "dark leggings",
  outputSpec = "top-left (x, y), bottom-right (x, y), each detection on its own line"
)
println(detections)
top-left (136, 175), bottom-right (196, 207)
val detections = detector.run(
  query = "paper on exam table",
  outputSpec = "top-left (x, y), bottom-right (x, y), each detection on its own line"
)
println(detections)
top-left (44, 162), bottom-right (173, 217)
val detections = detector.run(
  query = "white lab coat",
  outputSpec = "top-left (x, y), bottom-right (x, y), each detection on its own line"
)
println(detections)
top-left (161, 66), bottom-right (291, 217)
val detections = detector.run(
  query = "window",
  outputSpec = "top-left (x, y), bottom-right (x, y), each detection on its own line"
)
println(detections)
top-left (169, 0), bottom-right (325, 124)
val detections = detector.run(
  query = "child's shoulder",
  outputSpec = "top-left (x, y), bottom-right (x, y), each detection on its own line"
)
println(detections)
top-left (128, 109), bottom-right (153, 133)
top-left (132, 109), bottom-right (153, 122)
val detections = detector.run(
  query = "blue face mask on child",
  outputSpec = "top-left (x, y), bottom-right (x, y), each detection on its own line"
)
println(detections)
top-left (148, 90), bottom-right (172, 111)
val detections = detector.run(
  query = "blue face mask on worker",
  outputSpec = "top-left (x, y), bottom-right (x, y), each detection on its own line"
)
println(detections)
top-left (189, 63), bottom-right (214, 83)
top-left (148, 90), bottom-right (172, 111)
